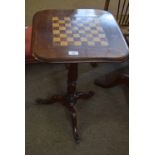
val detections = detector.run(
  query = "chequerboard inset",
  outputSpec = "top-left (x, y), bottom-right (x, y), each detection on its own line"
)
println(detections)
top-left (52, 16), bottom-right (109, 47)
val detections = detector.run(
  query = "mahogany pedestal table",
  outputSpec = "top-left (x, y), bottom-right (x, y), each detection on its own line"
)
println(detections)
top-left (31, 9), bottom-right (128, 143)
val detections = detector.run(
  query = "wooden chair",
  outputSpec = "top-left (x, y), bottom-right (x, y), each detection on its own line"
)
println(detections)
top-left (95, 0), bottom-right (129, 88)
top-left (91, 0), bottom-right (129, 68)
top-left (104, 0), bottom-right (129, 45)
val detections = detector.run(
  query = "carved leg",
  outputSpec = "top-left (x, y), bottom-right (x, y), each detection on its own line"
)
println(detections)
top-left (70, 106), bottom-right (80, 143)
top-left (36, 63), bottom-right (94, 143)
top-left (66, 63), bottom-right (80, 143)
top-left (63, 102), bottom-right (80, 143)
top-left (75, 91), bottom-right (95, 100)
top-left (36, 95), bottom-right (65, 104)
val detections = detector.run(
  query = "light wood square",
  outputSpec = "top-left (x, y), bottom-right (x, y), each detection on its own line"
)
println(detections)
top-left (100, 41), bottom-right (108, 46)
top-left (53, 37), bottom-right (61, 42)
top-left (67, 37), bottom-right (74, 42)
top-left (94, 37), bottom-right (100, 42)
top-left (59, 20), bottom-right (65, 24)
top-left (74, 41), bottom-right (82, 46)
top-left (78, 30), bottom-right (85, 34)
top-left (73, 34), bottom-right (80, 38)
top-left (81, 37), bottom-right (88, 42)
top-left (66, 30), bottom-right (72, 34)
top-left (66, 23), bottom-right (71, 27)
top-left (92, 30), bottom-right (98, 34)
top-left (60, 34), bottom-right (67, 38)
top-left (53, 23), bottom-right (59, 27)
top-left (60, 41), bottom-right (68, 46)
top-left (64, 17), bottom-right (71, 21)
top-left (59, 27), bottom-right (66, 30)
top-left (88, 41), bottom-right (95, 46)
top-left (87, 34), bottom-right (93, 38)
top-left (73, 27), bottom-right (79, 31)
top-left (53, 30), bottom-right (60, 34)
top-left (84, 27), bottom-right (91, 31)
top-left (52, 17), bottom-right (59, 20)
top-left (99, 34), bottom-right (106, 38)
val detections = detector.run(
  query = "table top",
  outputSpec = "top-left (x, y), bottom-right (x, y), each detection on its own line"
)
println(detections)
top-left (31, 9), bottom-right (128, 63)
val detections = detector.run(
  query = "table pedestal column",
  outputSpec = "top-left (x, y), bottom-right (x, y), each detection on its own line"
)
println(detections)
top-left (37, 63), bottom-right (94, 143)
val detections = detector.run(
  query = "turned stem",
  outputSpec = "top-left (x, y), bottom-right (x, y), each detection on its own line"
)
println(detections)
top-left (67, 63), bottom-right (78, 95)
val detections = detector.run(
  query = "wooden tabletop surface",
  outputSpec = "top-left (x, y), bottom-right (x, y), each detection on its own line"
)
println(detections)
top-left (31, 9), bottom-right (128, 63)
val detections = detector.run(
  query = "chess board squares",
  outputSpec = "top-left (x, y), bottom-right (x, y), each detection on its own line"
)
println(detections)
top-left (93, 37), bottom-right (101, 42)
top-left (65, 23), bottom-right (72, 27)
top-left (87, 41), bottom-right (95, 46)
top-left (81, 37), bottom-right (88, 42)
top-left (73, 27), bottom-right (79, 31)
top-left (87, 22), bottom-right (96, 28)
top-left (53, 37), bottom-right (61, 42)
top-left (53, 30), bottom-right (60, 35)
top-left (64, 17), bottom-right (71, 21)
top-left (67, 37), bottom-right (74, 42)
top-left (87, 34), bottom-right (93, 38)
top-left (59, 26), bottom-right (66, 31)
top-left (60, 41), bottom-right (68, 46)
top-left (53, 23), bottom-right (59, 27)
top-left (59, 20), bottom-right (65, 24)
top-left (74, 41), bottom-right (82, 46)
top-left (91, 30), bottom-right (99, 34)
top-left (73, 34), bottom-right (80, 38)
top-left (66, 30), bottom-right (72, 34)
top-left (60, 33), bottom-right (67, 38)
top-left (98, 34), bottom-right (106, 38)
top-left (78, 30), bottom-right (85, 34)
top-left (78, 23), bottom-right (84, 27)
top-left (96, 26), bottom-right (104, 32)
top-left (83, 27), bottom-right (91, 31)
top-left (52, 17), bottom-right (109, 47)
top-left (53, 39), bottom-right (68, 47)
top-left (52, 17), bottom-right (59, 21)
top-left (71, 20), bottom-right (78, 25)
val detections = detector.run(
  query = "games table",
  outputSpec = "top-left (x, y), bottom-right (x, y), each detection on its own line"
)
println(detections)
top-left (31, 9), bottom-right (128, 143)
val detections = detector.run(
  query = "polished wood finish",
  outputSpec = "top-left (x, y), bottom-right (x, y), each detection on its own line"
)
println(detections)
top-left (31, 9), bottom-right (128, 143)
top-left (31, 9), bottom-right (128, 63)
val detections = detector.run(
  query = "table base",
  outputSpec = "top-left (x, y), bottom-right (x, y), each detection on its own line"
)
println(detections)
top-left (36, 63), bottom-right (94, 143)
